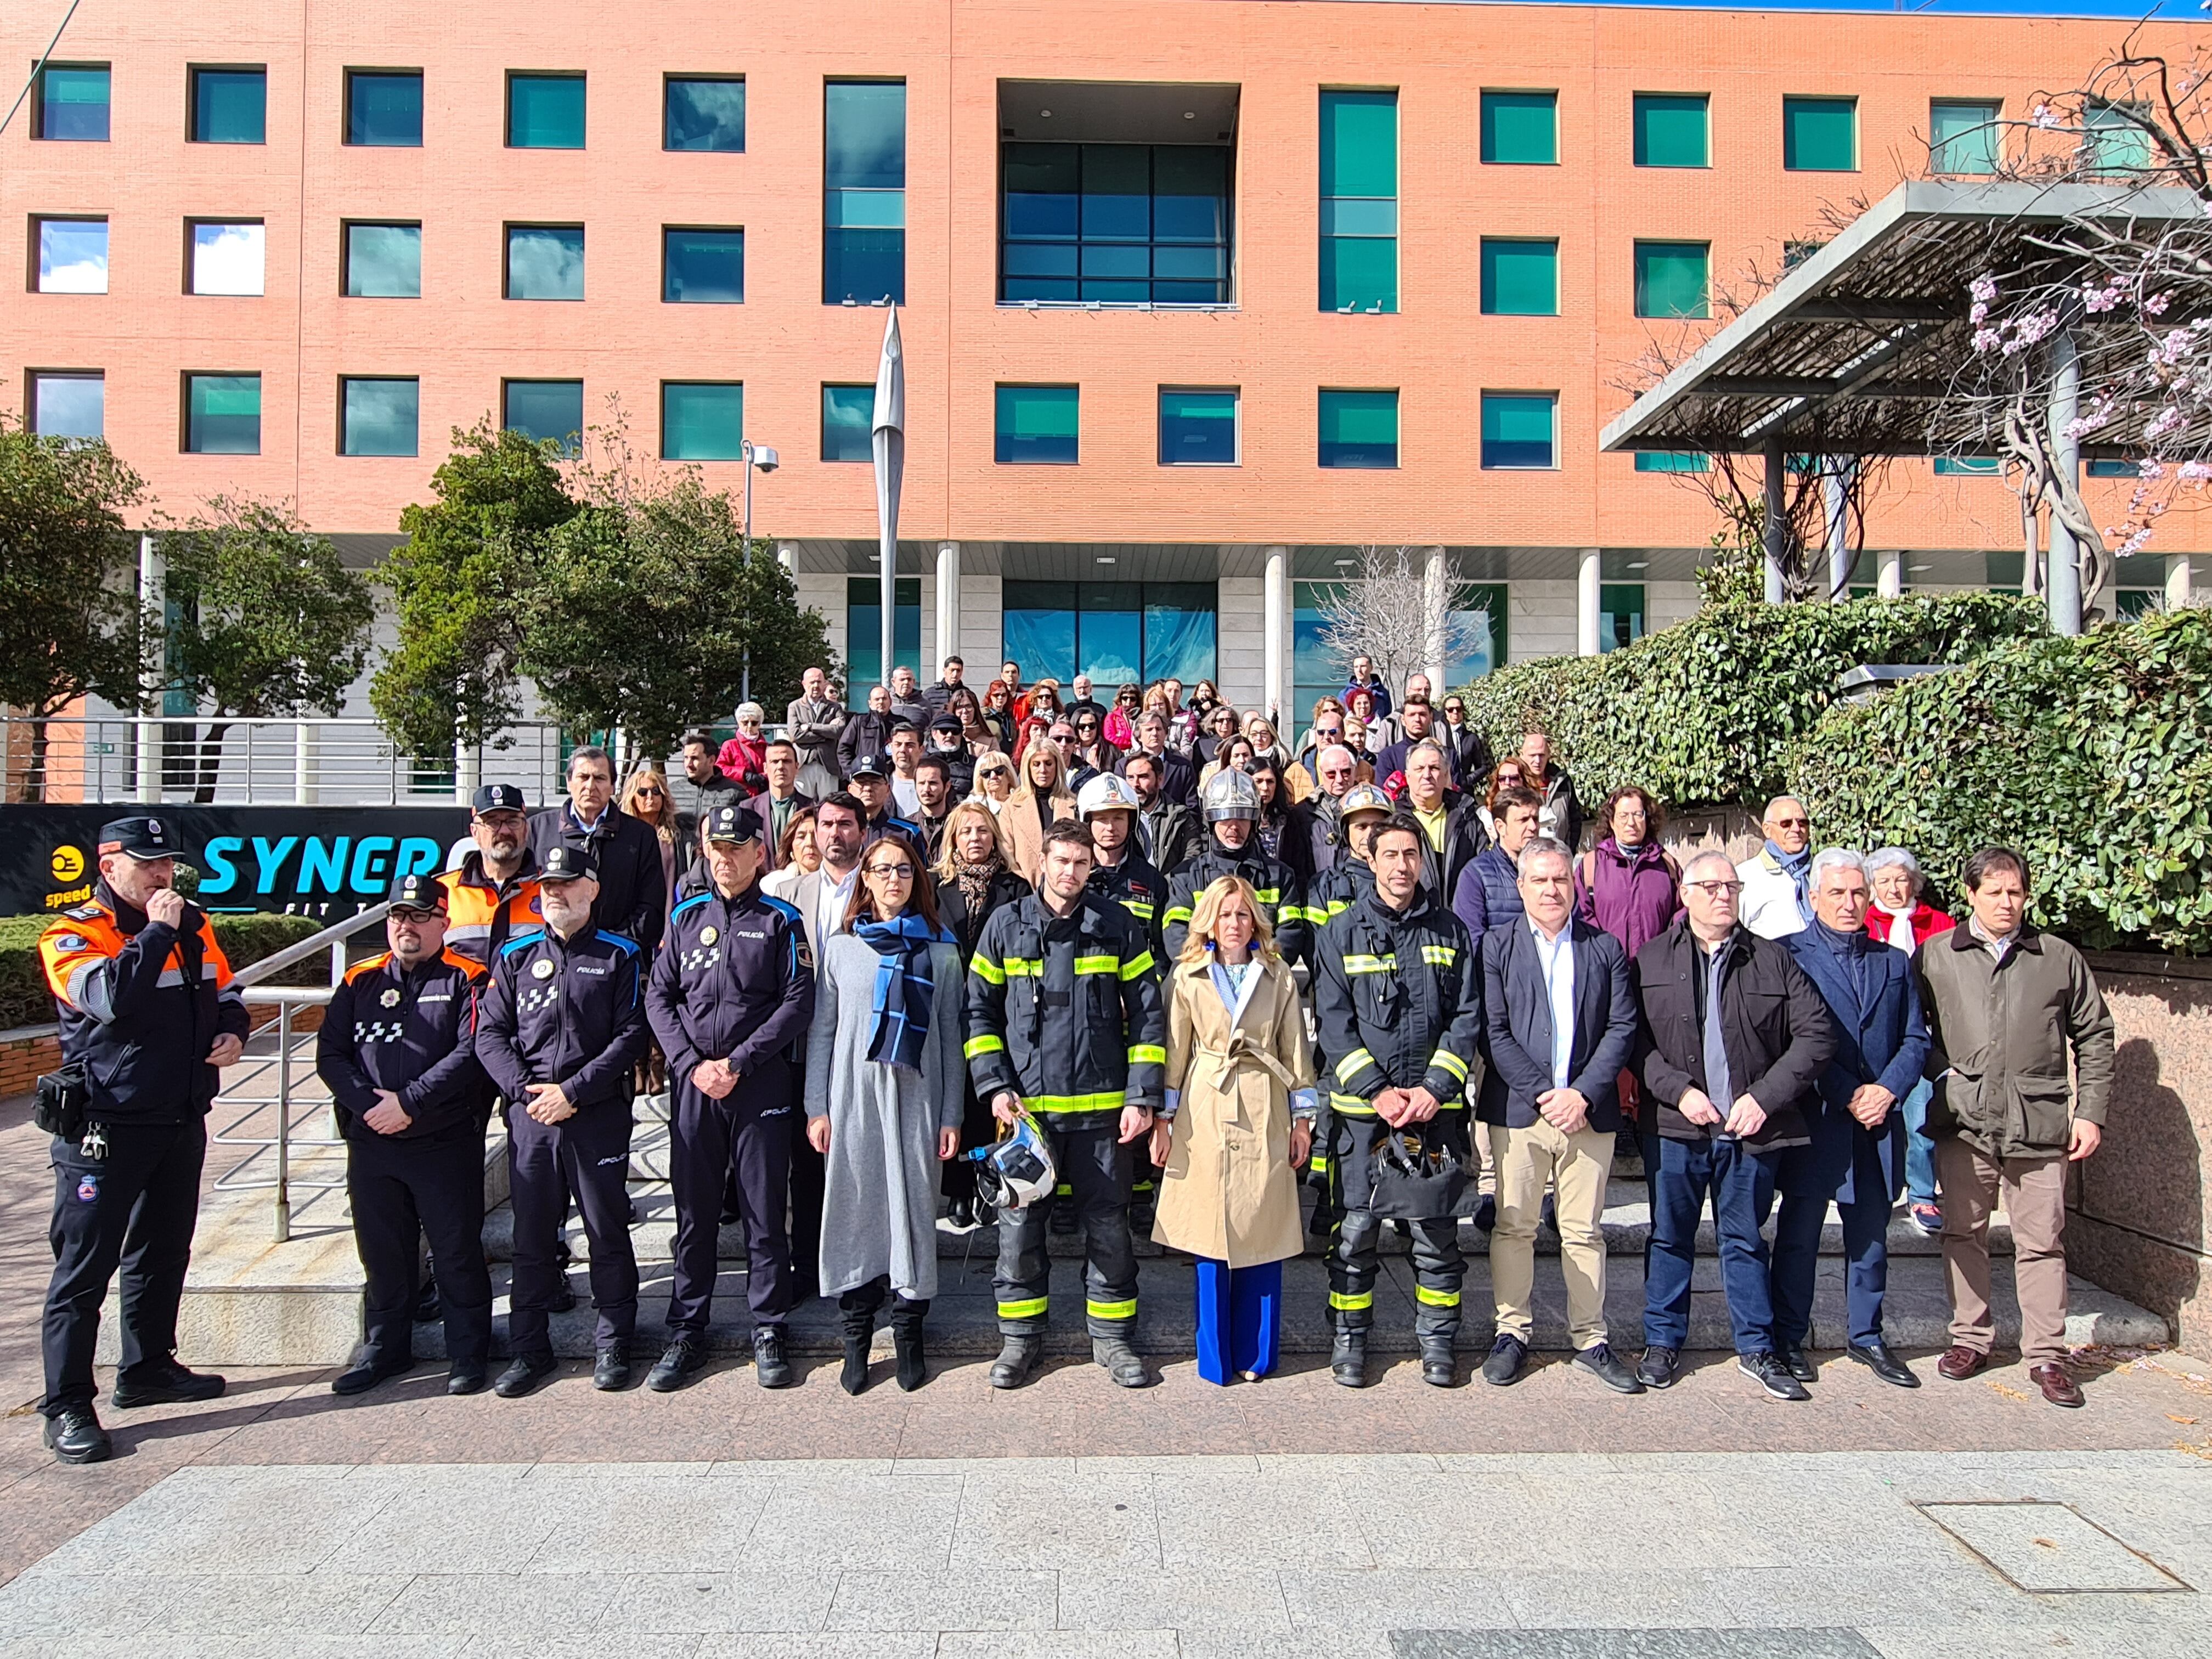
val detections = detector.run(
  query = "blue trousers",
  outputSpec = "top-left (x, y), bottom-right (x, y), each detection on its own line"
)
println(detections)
top-left (1769, 1192), bottom-right (1890, 1351)
top-left (1193, 1257), bottom-right (1283, 1384)
top-left (1644, 1135), bottom-right (1779, 1356)
top-left (1900, 1079), bottom-right (1937, 1207)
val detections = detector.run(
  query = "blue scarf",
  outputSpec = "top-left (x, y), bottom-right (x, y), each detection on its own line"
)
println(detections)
top-left (1767, 839), bottom-right (1814, 922)
top-left (856, 913), bottom-right (949, 1070)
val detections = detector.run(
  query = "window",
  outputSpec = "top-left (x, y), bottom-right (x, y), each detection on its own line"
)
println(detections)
top-left (347, 71), bottom-right (423, 146)
top-left (30, 372), bottom-right (104, 438)
top-left (1636, 450), bottom-right (1709, 473)
top-left (665, 77), bottom-right (745, 151)
top-left (190, 66), bottom-right (266, 143)
top-left (821, 385), bottom-right (874, 461)
top-left (1634, 241), bottom-right (1709, 319)
top-left (1002, 581), bottom-right (1216, 687)
top-left (503, 380), bottom-right (584, 454)
top-left (35, 64), bottom-right (109, 140)
top-left (2086, 101), bottom-right (2154, 172)
top-left (340, 377), bottom-right (419, 456)
top-left (1481, 91), bottom-right (1557, 165)
top-left (1294, 578), bottom-right (1506, 708)
top-left (187, 221), bottom-right (265, 296)
top-left (184, 373), bottom-right (261, 454)
top-left (847, 575), bottom-right (921, 689)
top-left (343, 223), bottom-right (421, 296)
top-left (1320, 89), bottom-right (1397, 313)
top-left (1159, 388), bottom-right (1238, 465)
top-left (995, 385), bottom-right (1079, 465)
top-left (661, 382), bottom-right (744, 460)
top-left (33, 218), bottom-right (108, 294)
top-left (1784, 97), bottom-right (1857, 171)
top-left (2089, 459), bottom-right (2136, 478)
top-left (662, 227), bottom-right (743, 303)
top-left (1928, 99), bottom-right (2000, 176)
top-left (1633, 94), bottom-right (1708, 168)
top-left (1599, 584), bottom-right (1646, 652)
top-left (507, 73), bottom-right (585, 148)
top-left (506, 225), bottom-right (584, 300)
top-left (1934, 456), bottom-right (2000, 475)
top-left (1480, 238), bottom-right (1557, 316)
top-left (825, 80), bottom-right (906, 304)
top-left (1318, 389), bottom-right (1397, 469)
top-left (1481, 393), bottom-right (1555, 469)
top-left (1000, 142), bottom-right (1231, 304)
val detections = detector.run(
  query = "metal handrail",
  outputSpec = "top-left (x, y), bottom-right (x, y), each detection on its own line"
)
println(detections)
top-left (233, 901), bottom-right (391, 989)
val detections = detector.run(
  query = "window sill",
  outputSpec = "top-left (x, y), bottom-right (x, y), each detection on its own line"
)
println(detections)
top-left (1000, 300), bottom-right (1239, 314)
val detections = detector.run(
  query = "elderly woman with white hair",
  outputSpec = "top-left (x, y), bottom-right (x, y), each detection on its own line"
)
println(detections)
top-left (1865, 847), bottom-right (1956, 1235)
top-left (716, 702), bottom-right (770, 798)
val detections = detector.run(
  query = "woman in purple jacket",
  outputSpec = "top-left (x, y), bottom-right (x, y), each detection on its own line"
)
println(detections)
top-left (1575, 786), bottom-right (1684, 1153)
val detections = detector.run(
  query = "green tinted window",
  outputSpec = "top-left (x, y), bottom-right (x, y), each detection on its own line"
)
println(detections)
top-left (1321, 89), bottom-right (1397, 313)
top-left (341, 378), bottom-right (419, 457)
top-left (1933, 456), bottom-right (2000, 475)
top-left (503, 380), bottom-right (584, 455)
top-left (1480, 394), bottom-right (1554, 469)
top-left (1481, 91), bottom-right (1556, 165)
top-left (661, 382), bottom-right (744, 460)
top-left (822, 385), bottom-right (874, 462)
top-left (1598, 584), bottom-right (1645, 651)
top-left (508, 74), bottom-right (585, 149)
top-left (1633, 94), bottom-right (1708, 168)
top-left (1635, 451), bottom-right (1708, 473)
top-left (1634, 241), bottom-right (1708, 319)
top-left (1929, 100), bottom-right (2000, 175)
top-left (191, 68), bottom-right (266, 144)
top-left (185, 374), bottom-right (262, 454)
top-left (345, 224), bottom-right (420, 297)
top-left (996, 385), bottom-right (1079, 465)
top-left (1318, 390), bottom-right (1398, 469)
top-left (1784, 97), bottom-right (1856, 171)
top-left (665, 78), bottom-right (745, 151)
top-left (2087, 103), bottom-right (2153, 172)
top-left (37, 65), bottom-right (109, 140)
top-left (1480, 239), bottom-right (1557, 316)
top-left (1159, 389), bottom-right (1238, 465)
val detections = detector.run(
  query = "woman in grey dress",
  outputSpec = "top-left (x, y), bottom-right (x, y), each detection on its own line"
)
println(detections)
top-left (803, 840), bottom-right (966, 1393)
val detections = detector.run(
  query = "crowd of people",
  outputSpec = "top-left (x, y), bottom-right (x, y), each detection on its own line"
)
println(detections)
top-left (29, 653), bottom-right (2118, 1464)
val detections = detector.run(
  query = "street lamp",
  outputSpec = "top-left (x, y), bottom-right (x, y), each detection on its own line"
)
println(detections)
top-left (739, 441), bottom-right (779, 704)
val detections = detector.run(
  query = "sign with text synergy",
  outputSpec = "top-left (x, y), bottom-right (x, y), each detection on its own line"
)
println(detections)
top-left (2, 806), bottom-right (470, 917)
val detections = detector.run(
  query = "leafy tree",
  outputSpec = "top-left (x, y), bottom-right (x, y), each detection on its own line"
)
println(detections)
top-left (159, 496), bottom-right (374, 800)
top-left (0, 421), bottom-right (148, 801)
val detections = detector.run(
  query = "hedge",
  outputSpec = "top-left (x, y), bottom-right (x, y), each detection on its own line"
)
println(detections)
top-left (1787, 607), bottom-right (2212, 955)
top-left (0, 911), bottom-right (324, 1031)
top-left (1455, 593), bottom-right (2048, 810)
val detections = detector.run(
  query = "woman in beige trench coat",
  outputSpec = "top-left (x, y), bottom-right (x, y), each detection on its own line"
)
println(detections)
top-left (1149, 875), bottom-right (1316, 1383)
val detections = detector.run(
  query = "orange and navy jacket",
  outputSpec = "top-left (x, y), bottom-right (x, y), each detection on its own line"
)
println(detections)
top-left (438, 851), bottom-right (543, 968)
top-left (315, 947), bottom-right (487, 1141)
top-left (40, 887), bottom-right (249, 1124)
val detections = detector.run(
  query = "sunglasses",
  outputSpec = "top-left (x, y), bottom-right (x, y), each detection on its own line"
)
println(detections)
top-left (1770, 817), bottom-right (1812, 830)
top-left (634, 786), bottom-right (664, 798)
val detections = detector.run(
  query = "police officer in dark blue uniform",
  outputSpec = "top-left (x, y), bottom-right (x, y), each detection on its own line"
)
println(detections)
top-left (847, 752), bottom-right (923, 849)
top-left (475, 846), bottom-right (650, 1396)
top-left (317, 872), bottom-right (496, 1397)
top-left (645, 804), bottom-right (816, 1391)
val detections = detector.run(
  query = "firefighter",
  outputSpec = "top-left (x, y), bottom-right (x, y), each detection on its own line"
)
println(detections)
top-left (1309, 815), bottom-right (1485, 1390)
top-left (965, 819), bottom-right (1166, 1390)
top-left (1078, 772), bottom-right (1169, 1229)
top-left (1304, 782), bottom-right (1396, 927)
top-left (1164, 769), bottom-right (1310, 967)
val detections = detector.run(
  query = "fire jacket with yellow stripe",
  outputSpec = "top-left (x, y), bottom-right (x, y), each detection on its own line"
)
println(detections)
top-left (39, 887), bottom-right (250, 1125)
top-left (963, 891), bottom-right (1167, 1131)
top-left (1309, 886), bottom-right (1484, 1119)
top-left (1086, 851), bottom-right (1167, 968)
top-left (1163, 837), bottom-right (1311, 966)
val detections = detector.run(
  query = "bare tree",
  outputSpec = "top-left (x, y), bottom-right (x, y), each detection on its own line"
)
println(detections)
top-left (1316, 545), bottom-right (1489, 696)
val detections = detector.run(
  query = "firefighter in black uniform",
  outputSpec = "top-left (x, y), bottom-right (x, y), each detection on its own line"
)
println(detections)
top-left (966, 819), bottom-right (1166, 1391)
top-left (644, 804), bottom-right (816, 1392)
top-left (1164, 769), bottom-right (1311, 967)
top-left (475, 846), bottom-right (650, 1396)
top-left (1310, 815), bottom-right (1485, 1390)
top-left (1304, 782), bottom-right (1396, 928)
top-left (317, 872), bottom-right (496, 1397)
top-left (35, 816), bottom-right (246, 1464)
top-left (1077, 772), bottom-right (1170, 1229)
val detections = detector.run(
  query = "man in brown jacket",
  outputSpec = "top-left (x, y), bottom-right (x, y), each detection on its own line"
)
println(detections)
top-left (1917, 847), bottom-right (2114, 1408)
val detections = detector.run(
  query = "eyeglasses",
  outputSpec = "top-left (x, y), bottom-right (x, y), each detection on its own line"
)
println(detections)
top-left (1769, 816), bottom-right (1811, 830)
top-left (390, 907), bottom-right (442, 923)
top-left (1684, 879), bottom-right (1744, 896)
top-left (866, 862), bottom-right (916, 879)
top-left (633, 786), bottom-right (664, 798)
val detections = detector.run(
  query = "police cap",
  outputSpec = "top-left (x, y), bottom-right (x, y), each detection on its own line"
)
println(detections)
top-left (704, 804), bottom-right (765, 845)
top-left (96, 816), bottom-right (180, 862)
top-left (472, 783), bottom-right (528, 814)
top-left (387, 871), bottom-right (448, 911)
top-left (537, 845), bottom-right (597, 883)
top-left (848, 753), bottom-right (890, 780)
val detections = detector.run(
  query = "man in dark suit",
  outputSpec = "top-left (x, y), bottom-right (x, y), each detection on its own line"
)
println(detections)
top-left (1118, 709), bottom-right (1197, 809)
top-left (1476, 837), bottom-right (1643, 1393)
top-left (1124, 751), bottom-right (1194, 872)
top-left (527, 744), bottom-right (667, 951)
top-left (1771, 848), bottom-right (1931, 1389)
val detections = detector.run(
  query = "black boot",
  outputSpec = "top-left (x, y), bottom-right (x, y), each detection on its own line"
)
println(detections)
top-left (840, 1306), bottom-right (874, 1396)
top-left (1419, 1331), bottom-right (1460, 1388)
top-left (1092, 1334), bottom-right (1149, 1389)
top-left (989, 1333), bottom-right (1043, 1389)
top-left (891, 1301), bottom-right (928, 1392)
top-left (1331, 1329), bottom-right (1367, 1388)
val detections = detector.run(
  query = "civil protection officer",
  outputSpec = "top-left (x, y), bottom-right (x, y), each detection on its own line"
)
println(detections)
top-left (644, 804), bottom-right (816, 1392)
top-left (966, 819), bottom-right (1167, 1390)
top-left (317, 872), bottom-right (496, 1396)
top-left (441, 783), bottom-right (543, 968)
top-left (36, 816), bottom-right (245, 1464)
top-left (475, 846), bottom-right (650, 1396)
top-left (1310, 815), bottom-right (1485, 1389)
top-left (1164, 769), bottom-right (1311, 966)
top-left (1079, 773), bottom-right (1170, 1228)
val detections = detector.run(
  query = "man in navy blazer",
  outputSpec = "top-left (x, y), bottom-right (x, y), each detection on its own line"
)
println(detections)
top-left (1476, 836), bottom-right (1644, 1393)
top-left (1771, 847), bottom-right (1931, 1389)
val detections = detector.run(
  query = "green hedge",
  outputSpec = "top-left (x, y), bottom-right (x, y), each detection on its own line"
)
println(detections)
top-left (1787, 607), bottom-right (2212, 954)
top-left (1455, 593), bottom-right (2047, 809)
top-left (0, 911), bottom-right (324, 1031)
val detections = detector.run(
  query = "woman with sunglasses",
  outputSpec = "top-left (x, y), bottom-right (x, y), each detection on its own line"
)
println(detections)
top-left (1104, 682), bottom-right (1142, 751)
top-left (715, 703), bottom-right (770, 798)
top-left (1005, 738), bottom-right (1079, 882)
top-left (972, 752), bottom-right (1016, 814)
top-left (623, 764), bottom-right (681, 1099)
top-left (979, 680), bottom-right (1019, 753)
top-left (804, 840), bottom-right (965, 1393)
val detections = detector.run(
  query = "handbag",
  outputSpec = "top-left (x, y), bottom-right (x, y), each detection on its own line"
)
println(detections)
top-left (1361, 1124), bottom-right (1475, 1220)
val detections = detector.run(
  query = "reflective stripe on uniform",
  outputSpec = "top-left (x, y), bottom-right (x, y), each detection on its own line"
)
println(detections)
top-left (963, 1033), bottom-right (1006, 1059)
top-left (1415, 1285), bottom-right (1462, 1307)
top-left (1430, 1049), bottom-right (1470, 1083)
top-left (1334, 1047), bottom-right (1376, 1084)
top-left (1329, 1290), bottom-right (1374, 1311)
top-left (970, 955), bottom-right (1007, 985)
top-left (1029, 1092), bottom-right (1127, 1114)
top-left (1309, 1154), bottom-right (1330, 1174)
top-left (1341, 953), bottom-right (1396, 974)
top-left (1163, 905), bottom-right (1194, 927)
top-left (1420, 944), bottom-right (1459, 967)
top-left (998, 1296), bottom-right (1048, 1320)
top-left (1121, 901), bottom-right (1155, 920)
top-left (1086, 1297), bottom-right (1137, 1322)
top-left (1119, 950), bottom-right (1156, 980)
top-left (1330, 1093), bottom-right (1379, 1116)
top-left (1002, 957), bottom-right (1045, 977)
top-left (1073, 955), bottom-right (1121, 975)
top-left (1127, 1044), bottom-right (1166, 1065)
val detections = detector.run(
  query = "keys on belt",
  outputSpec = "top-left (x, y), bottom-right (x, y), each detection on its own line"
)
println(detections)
top-left (80, 1124), bottom-right (108, 1161)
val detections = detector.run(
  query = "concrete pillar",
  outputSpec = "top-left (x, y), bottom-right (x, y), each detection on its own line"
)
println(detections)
top-left (454, 738), bottom-right (479, 808)
top-left (2047, 332), bottom-right (2083, 636)
top-left (1762, 434), bottom-right (1788, 603)
top-left (2166, 554), bottom-right (2196, 612)
top-left (294, 722), bottom-right (318, 806)
top-left (775, 539), bottom-right (799, 575)
top-left (1262, 546), bottom-right (1289, 723)
top-left (1420, 546), bottom-right (1448, 690)
top-left (1877, 548), bottom-right (1904, 599)
top-left (1824, 460), bottom-right (1852, 601)
top-left (135, 533), bottom-right (163, 803)
top-left (934, 541), bottom-right (960, 672)
top-left (1577, 548), bottom-right (1602, 656)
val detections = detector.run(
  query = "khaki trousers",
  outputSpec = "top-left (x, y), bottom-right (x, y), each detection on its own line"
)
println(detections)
top-left (1489, 1119), bottom-right (1615, 1348)
top-left (1937, 1138), bottom-right (2069, 1366)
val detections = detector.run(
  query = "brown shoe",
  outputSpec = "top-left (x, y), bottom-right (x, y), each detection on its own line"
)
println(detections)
top-left (1936, 1345), bottom-right (1989, 1381)
top-left (2029, 1362), bottom-right (2085, 1408)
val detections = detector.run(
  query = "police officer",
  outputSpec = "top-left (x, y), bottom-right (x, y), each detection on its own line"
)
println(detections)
top-left (847, 752), bottom-right (923, 848)
top-left (1164, 769), bottom-right (1311, 967)
top-left (36, 816), bottom-right (245, 1464)
top-left (966, 819), bottom-right (1166, 1391)
top-left (1305, 782), bottom-right (1396, 927)
top-left (1310, 815), bottom-right (1485, 1390)
top-left (644, 804), bottom-right (815, 1392)
top-left (317, 872), bottom-right (495, 1397)
top-left (475, 847), bottom-right (650, 1396)
top-left (441, 784), bottom-right (544, 968)
top-left (1079, 773), bottom-right (1170, 1229)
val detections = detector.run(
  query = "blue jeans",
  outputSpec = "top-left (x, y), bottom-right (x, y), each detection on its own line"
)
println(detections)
top-left (1900, 1079), bottom-right (1937, 1207)
top-left (1770, 1193), bottom-right (1890, 1350)
top-left (1643, 1135), bottom-right (1779, 1356)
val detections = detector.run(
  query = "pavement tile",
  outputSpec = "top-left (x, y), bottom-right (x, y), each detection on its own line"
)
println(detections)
top-left (946, 1466), bottom-right (1161, 1571)
top-left (825, 1568), bottom-right (1060, 1632)
top-left (1278, 1568), bottom-right (1516, 1630)
top-left (1054, 1567), bottom-right (1293, 1630)
top-left (936, 1637), bottom-right (1180, 1659)
top-left (729, 1472), bottom-right (964, 1572)
top-left (522, 1479), bottom-right (770, 1573)
top-left (597, 1570), bottom-right (840, 1634)
top-left (370, 1571), bottom-right (633, 1634)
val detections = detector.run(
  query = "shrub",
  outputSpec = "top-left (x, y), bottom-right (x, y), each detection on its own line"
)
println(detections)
top-left (0, 911), bottom-right (324, 1031)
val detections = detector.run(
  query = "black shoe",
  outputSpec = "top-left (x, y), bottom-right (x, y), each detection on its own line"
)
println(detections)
top-left (1740, 1351), bottom-right (1812, 1402)
top-left (447, 1364), bottom-right (487, 1396)
top-left (648, 1339), bottom-right (708, 1393)
top-left (1572, 1342), bottom-right (1645, 1395)
top-left (1637, 1345), bottom-right (1680, 1390)
top-left (545, 1278), bottom-right (577, 1314)
top-left (331, 1352), bottom-right (415, 1396)
top-left (1471, 1194), bottom-right (1497, 1233)
top-left (989, 1334), bottom-right (1042, 1390)
top-left (42, 1405), bottom-right (111, 1465)
top-left (1777, 1343), bottom-right (1818, 1384)
top-left (840, 1336), bottom-right (872, 1396)
top-left (1420, 1334), bottom-right (1460, 1388)
top-left (493, 1353), bottom-right (557, 1398)
top-left (1481, 1334), bottom-right (1527, 1387)
top-left (110, 1358), bottom-right (226, 1408)
top-left (944, 1192), bottom-right (976, 1232)
top-left (1093, 1335), bottom-right (1150, 1389)
top-left (1847, 1339), bottom-right (1922, 1389)
top-left (592, 1347), bottom-right (631, 1391)
top-left (891, 1313), bottom-right (928, 1393)
top-left (1539, 1193), bottom-right (1559, 1237)
top-left (413, 1275), bottom-right (441, 1324)
top-left (753, 1326), bottom-right (794, 1389)
top-left (1330, 1331), bottom-right (1368, 1388)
